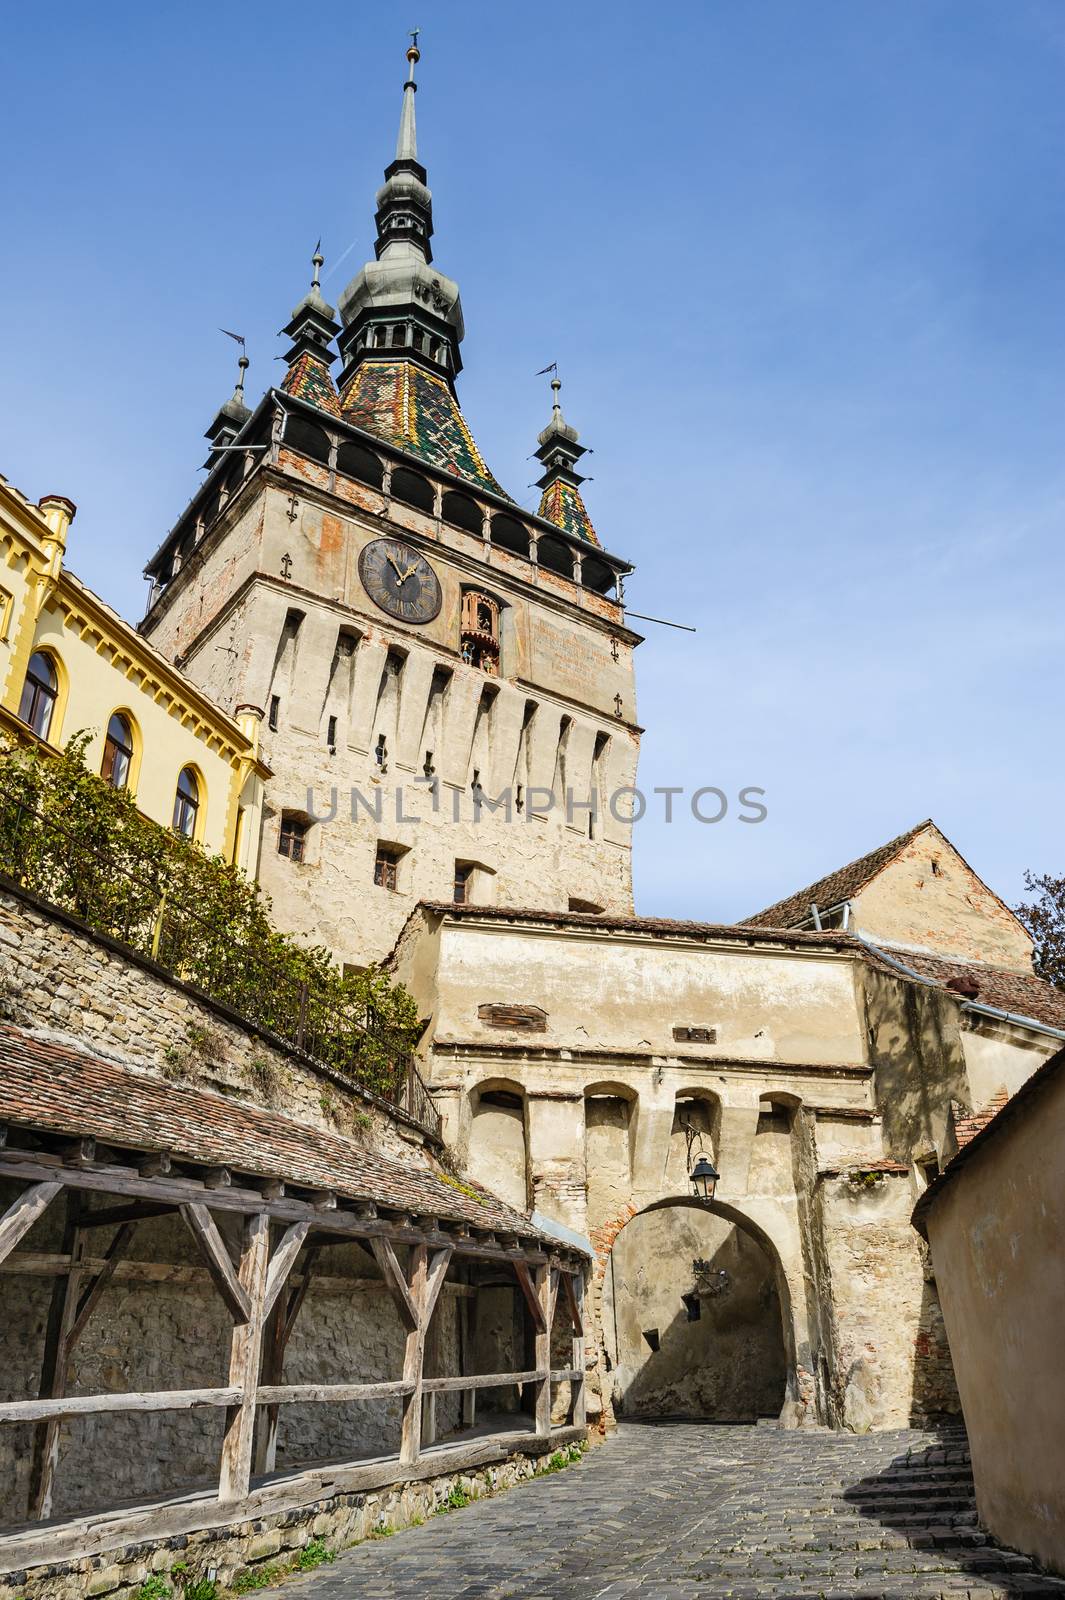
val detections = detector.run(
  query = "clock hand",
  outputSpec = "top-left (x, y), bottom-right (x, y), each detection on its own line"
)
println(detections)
top-left (401, 562), bottom-right (420, 583)
top-left (386, 553), bottom-right (407, 582)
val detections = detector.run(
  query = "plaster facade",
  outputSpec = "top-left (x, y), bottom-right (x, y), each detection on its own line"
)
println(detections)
top-left (918, 1052), bottom-right (1065, 1579)
top-left (140, 456), bottom-right (640, 968)
top-left (0, 474), bottom-right (266, 869)
top-left (392, 905), bottom-right (1058, 1433)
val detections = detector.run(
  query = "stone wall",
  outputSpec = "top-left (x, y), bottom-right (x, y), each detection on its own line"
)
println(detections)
top-left (0, 880), bottom-right (430, 1158)
top-left (0, 1432), bottom-right (587, 1600)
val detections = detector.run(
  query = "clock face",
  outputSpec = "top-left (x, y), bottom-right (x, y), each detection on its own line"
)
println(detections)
top-left (358, 538), bottom-right (442, 624)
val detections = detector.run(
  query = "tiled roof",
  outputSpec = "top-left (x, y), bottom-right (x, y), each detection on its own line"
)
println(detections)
top-left (743, 822), bottom-right (933, 928)
top-left (951, 1088), bottom-right (1010, 1150)
top-left (537, 480), bottom-right (600, 548)
top-left (881, 949), bottom-right (1065, 1032)
top-left (281, 351), bottom-right (341, 418)
top-left (339, 360), bottom-right (512, 500)
top-left (0, 1024), bottom-right (546, 1242)
top-left (417, 901), bottom-right (859, 949)
top-left (819, 1158), bottom-right (911, 1178)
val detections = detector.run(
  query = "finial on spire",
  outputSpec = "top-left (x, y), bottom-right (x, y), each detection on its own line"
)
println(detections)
top-left (396, 31), bottom-right (420, 160)
top-left (235, 352), bottom-right (249, 399)
top-left (311, 240), bottom-right (323, 289)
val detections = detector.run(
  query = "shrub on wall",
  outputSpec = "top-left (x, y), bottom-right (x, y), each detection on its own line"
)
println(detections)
top-left (0, 733), bottom-right (418, 1098)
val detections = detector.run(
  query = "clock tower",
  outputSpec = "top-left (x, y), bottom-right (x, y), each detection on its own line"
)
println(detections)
top-left (139, 41), bottom-right (641, 968)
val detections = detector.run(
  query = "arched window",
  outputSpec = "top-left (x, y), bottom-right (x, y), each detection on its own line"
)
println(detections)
top-left (391, 467), bottom-right (434, 513)
top-left (490, 514), bottom-right (530, 560)
top-left (442, 491), bottom-right (482, 535)
top-left (172, 767), bottom-right (200, 839)
top-left (336, 440), bottom-right (384, 489)
top-left (101, 713), bottom-right (134, 789)
top-left (538, 534), bottom-right (575, 580)
top-left (283, 416), bottom-right (330, 465)
top-left (18, 652), bottom-right (58, 740)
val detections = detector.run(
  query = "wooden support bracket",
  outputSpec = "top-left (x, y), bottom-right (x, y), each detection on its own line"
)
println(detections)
top-left (180, 1204), bottom-right (251, 1324)
top-left (0, 1181), bottom-right (63, 1268)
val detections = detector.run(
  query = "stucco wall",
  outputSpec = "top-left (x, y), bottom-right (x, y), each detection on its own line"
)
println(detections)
top-left (854, 827), bottom-right (1033, 971)
top-left (923, 1064), bottom-right (1065, 1577)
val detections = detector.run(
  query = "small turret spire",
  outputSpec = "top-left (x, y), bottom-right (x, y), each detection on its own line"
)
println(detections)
top-left (203, 333), bottom-right (252, 468)
top-left (311, 240), bottom-right (323, 290)
top-left (396, 31), bottom-right (420, 161)
top-left (278, 245), bottom-right (342, 418)
top-left (534, 371), bottom-right (601, 546)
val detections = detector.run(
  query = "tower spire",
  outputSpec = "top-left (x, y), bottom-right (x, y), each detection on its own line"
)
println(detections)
top-left (278, 243), bottom-right (342, 418)
top-left (396, 31), bottom-right (420, 161)
top-left (203, 335), bottom-right (252, 467)
top-left (336, 35), bottom-right (467, 391)
top-left (534, 373), bottom-right (601, 547)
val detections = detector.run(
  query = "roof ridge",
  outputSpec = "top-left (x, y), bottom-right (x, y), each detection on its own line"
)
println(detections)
top-left (742, 819), bottom-right (936, 928)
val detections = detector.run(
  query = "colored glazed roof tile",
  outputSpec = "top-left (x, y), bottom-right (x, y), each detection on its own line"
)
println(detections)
top-left (538, 479), bottom-right (601, 548)
top-left (340, 359), bottom-right (511, 500)
top-left (281, 351), bottom-right (341, 418)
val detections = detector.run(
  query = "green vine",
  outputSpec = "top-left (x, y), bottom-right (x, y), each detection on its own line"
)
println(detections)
top-left (0, 734), bottom-right (419, 1100)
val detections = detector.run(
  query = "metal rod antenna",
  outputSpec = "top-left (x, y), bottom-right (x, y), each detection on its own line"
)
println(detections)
top-left (621, 610), bottom-right (697, 633)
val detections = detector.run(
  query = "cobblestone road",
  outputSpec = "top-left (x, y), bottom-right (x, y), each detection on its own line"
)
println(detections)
top-left (273, 1423), bottom-right (1065, 1600)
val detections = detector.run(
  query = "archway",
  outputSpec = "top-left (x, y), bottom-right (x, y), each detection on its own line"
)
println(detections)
top-left (601, 1197), bottom-right (790, 1423)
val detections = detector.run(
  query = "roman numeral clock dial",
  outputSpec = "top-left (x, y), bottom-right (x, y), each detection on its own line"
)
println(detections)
top-left (358, 538), bottom-right (443, 624)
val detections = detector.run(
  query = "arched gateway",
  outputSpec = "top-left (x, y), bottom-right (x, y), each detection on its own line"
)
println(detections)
top-left (600, 1197), bottom-right (799, 1424)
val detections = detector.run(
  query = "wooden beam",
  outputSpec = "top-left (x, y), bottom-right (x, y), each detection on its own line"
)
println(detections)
top-left (27, 1194), bottom-right (83, 1519)
top-left (218, 1211), bottom-right (270, 1503)
top-left (67, 1222), bottom-right (136, 1349)
top-left (421, 1370), bottom-right (540, 1393)
top-left (263, 1220), bottom-right (311, 1319)
top-left (369, 1236), bottom-right (418, 1331)
top-left (512, 1259), bottom-right (546, 1333)
top-left (533, 1264), bottom-right (557, 1438)
top-left (0, 1387), bottom-right (241, 1424)
top-left (257, 1380), bottom-right (414, 1404)
top-left (0, 1152), bottom-right (551, 1264)
top-left (0, 1181), bottom-right (62, 1268)
top-left (180, 1204), bottom-right (251, 1324)
top-left (0, 1252), bottom-right (477, 1296)
top-left (282, 1247), bottom-right (320, 1345)
top-left (253, 1232), bottom-right (317, 1478)
top-left (398, 1245), bottom-right (427, 1467)
top-left (559, 1270), bottom-right (584, 1335)
top-left (76, 1202), bottom-right (175, 1229)
top-left (571, 1272), bottom-right (587, 1427)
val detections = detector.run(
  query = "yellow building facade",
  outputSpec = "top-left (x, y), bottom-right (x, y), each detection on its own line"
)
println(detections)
top-left (0, 473), bottom-right (267, 868)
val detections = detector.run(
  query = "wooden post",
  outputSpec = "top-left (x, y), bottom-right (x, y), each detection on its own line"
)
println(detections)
top-left (254, 1246), bottom-right (319, 1476)
top-left (27, 1194), bottom-right (84, 1520)
top-left (218, 1211), bottom-right (269, 1504)
top-left (571, 1272), bottom-right (587, 1427)
top-left (532, 1264), bottom-right (554, 1437)
top-left (460, 1272), bottom-right (476, 1432)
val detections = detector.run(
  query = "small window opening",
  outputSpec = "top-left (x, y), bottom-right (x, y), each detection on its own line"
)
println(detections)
top-left (423, 750), bottom-right (435, 777)
top-left (568, 898), bottom-right (604, 914)
top-left (374, 842), bottom-right (404, 892)
top-left (681, 1293), bottom-right (701, 1323)
top-left (642, 1328), bottom-right (660, 1352)
top-left (375, 734), bottom-right (388, 772)
top-left (931, 858), bottom-right (942, 876)
top-left (278, 813), bottom-right (309, 863)
top-left (326, 715), bottom-right (337, 750)
top-left (268, 695), bottom-right (280, 732)
top-left (454, 862), bottom-right (473, 904)
top-left (515, 784), bottom-right (524, 813)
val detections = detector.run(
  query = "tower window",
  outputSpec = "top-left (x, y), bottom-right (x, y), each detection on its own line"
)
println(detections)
top-left (268, 695), bottom-right (280, 731)
top-left (18, 651), bottom-right (58, 740)
top-left (326, 715), bottom-right (337, 750)
top-left (454, 862), bottom-right (474, 904)
top-left (375, 734), bottom-right (388, 772)
top-left (374, 842), bottom-right (404, 892)
top-left (101, 713), bottom-right (135, 790)
top-left (278, 813), bottom-right (309, 863)
top-left (423, 750), bottom-right (435, 777)
top-left (172, 767), bottom-right (200, 839)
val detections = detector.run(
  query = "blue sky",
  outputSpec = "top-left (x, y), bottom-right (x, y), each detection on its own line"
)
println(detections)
top-left (4, 1), bottom-right (1064, 923)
